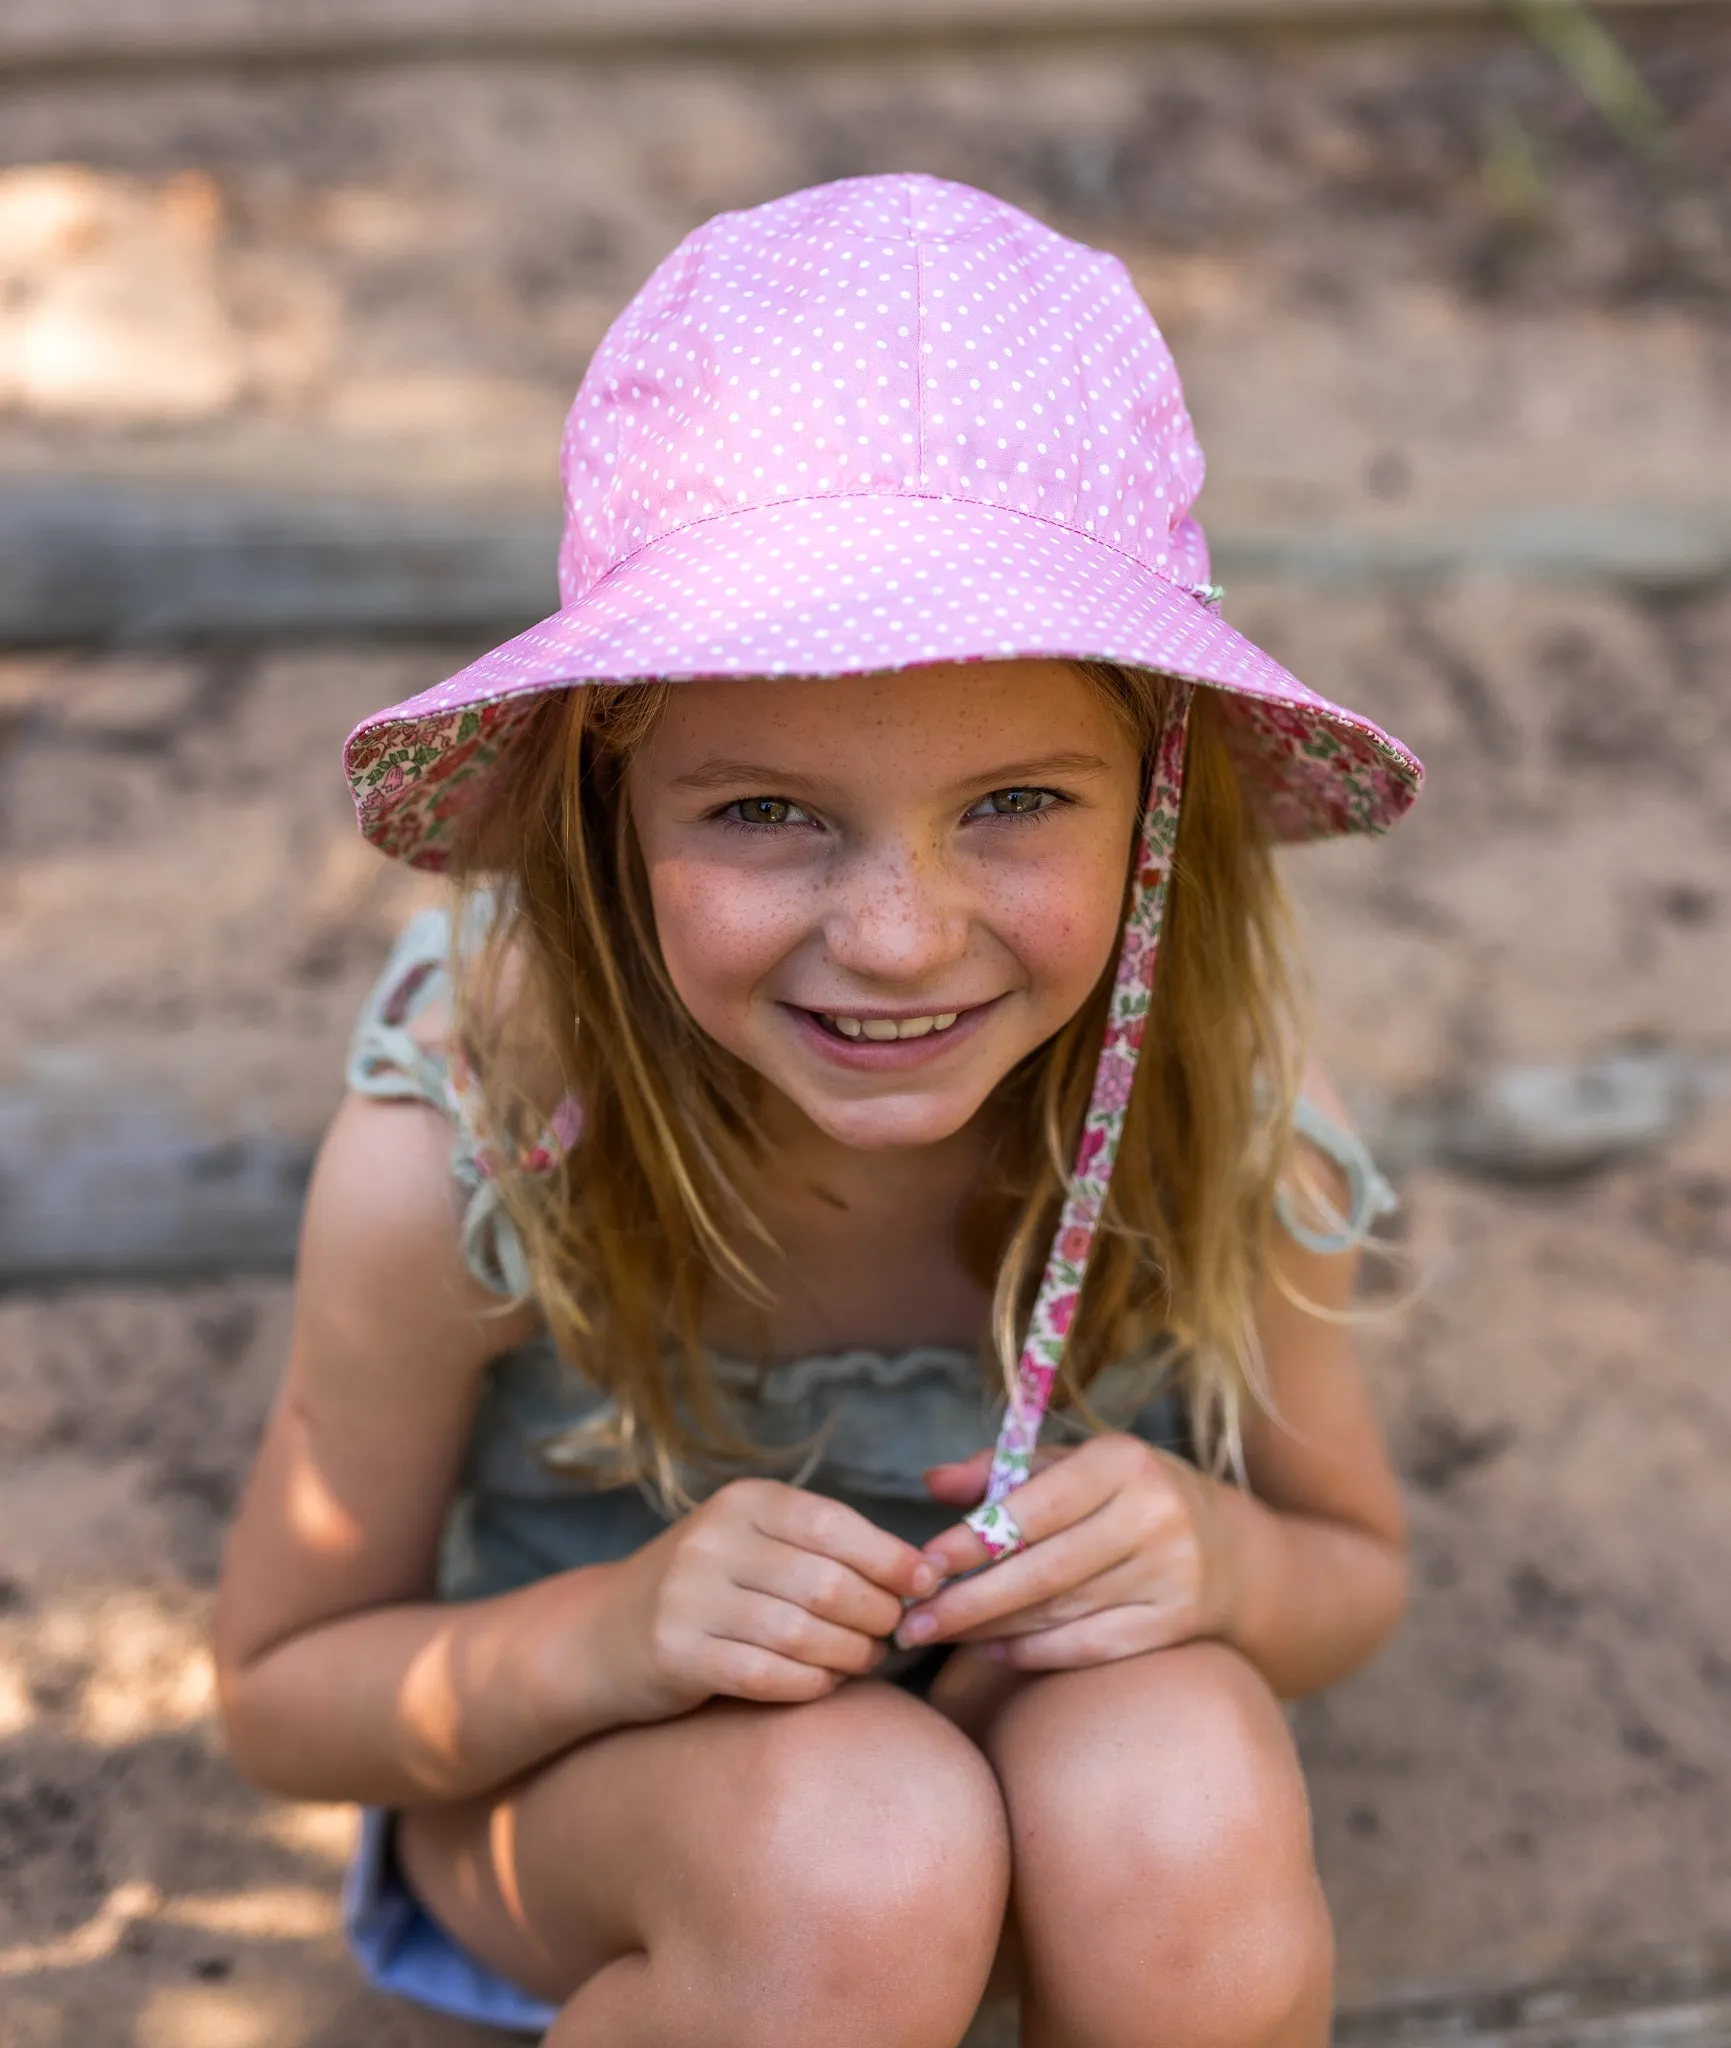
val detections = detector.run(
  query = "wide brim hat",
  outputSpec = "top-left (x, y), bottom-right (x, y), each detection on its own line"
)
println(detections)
top-left (343, 173), bottom-right (1423, 1538)
top-left (346, 492), bottom-right (1417, 870)
top-left (345, 173), bottom-right (1418, 872)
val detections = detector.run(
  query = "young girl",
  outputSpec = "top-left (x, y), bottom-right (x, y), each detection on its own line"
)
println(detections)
top-left (215, 173), bottom-right (1421, 2048)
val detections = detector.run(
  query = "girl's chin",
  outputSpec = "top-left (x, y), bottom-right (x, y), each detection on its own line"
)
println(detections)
top-left (758, 1046), bottom-right (1002, 1150)
top-left (793, 1096), bottom-right (988, 1152)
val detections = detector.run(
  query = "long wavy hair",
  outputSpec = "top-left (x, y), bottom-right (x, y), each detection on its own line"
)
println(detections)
top-left (449, 665), bottom-right (1305, 1501)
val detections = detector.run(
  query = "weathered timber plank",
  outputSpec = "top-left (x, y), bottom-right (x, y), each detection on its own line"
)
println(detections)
top-left (973, 1948), bottom-right (1731, 2048)
top-left (0, 480), bottom-right (558, 644)
top-left (0, 0), bottom-right (1717, 73)
top-left (1336, 1944), bottom-right (1731, 2048)
top-left (3, 479), bottom-right (1728, 648)
top-left (0, 1095), bottom-right (312, 1289)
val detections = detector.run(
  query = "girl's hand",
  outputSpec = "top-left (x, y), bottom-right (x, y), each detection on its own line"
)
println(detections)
top-left (896, 1435), bottom-right (1239, 1671)
top-left (599, 1478), bottom-right (939, 1721)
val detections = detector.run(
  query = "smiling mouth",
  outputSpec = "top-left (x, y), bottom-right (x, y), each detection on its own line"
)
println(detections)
top-left (807, 1009), bottom-right (965, 1042)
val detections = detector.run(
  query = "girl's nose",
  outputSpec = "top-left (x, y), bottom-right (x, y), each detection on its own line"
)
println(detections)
top-left (823, 842), bottom-right (969, 985)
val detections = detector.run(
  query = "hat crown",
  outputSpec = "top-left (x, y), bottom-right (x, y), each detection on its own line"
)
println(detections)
top-left (556, 173), bottom-right (1210, 607)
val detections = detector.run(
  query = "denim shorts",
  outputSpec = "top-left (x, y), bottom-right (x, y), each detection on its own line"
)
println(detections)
top-left (342, 1648), bottom-right (955, 2033)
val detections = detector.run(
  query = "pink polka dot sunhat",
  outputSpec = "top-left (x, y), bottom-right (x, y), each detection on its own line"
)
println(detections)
top-left (344, 171), bottom-right (1421, 873)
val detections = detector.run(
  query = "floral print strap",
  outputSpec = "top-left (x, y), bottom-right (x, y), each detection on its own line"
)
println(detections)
top-left (966, 684), bottom-right (1194, 1554)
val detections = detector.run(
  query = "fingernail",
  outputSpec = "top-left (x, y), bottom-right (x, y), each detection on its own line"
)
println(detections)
top-left (898, 1611), bottom-right (937, 1646)
top-left (911, 1559), bottom-right (939, 1596)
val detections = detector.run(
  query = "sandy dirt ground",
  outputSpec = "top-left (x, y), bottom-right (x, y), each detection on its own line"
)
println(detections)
top-left (2, 14), bottom-right (1730, 2045)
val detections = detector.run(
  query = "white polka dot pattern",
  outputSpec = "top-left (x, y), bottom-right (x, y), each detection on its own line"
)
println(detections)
top-left (344, 173), bottom-right (1422, 869)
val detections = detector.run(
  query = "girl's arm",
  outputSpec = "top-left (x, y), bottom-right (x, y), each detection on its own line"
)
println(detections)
top-left (1197, 1214), bottom-right (1408, 1698)
top-left (1214, 1062), bottom-right (1407, 1693)
top-left (214, 1089), bottom-right (640, 1807)
top-left (216, 1091), bottom-right (932, 1809)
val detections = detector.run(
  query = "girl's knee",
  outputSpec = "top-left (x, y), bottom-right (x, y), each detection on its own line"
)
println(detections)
top-left (993, 1646), bottom-right (1331, 2046)
top-left (529, 1693), bottom-right (1008, 2047)
top-left (990, 1644), bottom-right (1313, 1876)
top-left (707, 1689), bottom-right (1010, 1991)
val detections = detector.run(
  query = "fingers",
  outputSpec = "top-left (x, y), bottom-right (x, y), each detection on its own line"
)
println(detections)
top-left (922, 1450), bottom-right (993, 1506)
top-left (675, 1483), bottom-right (935, 1704)
top-left (945, 1557), bottom-right (1148, 1641)
top-left (987, 1607), bottom-right (1175, 1671)
top-left (898, 1509), bottom-right (1130, 1648)
top-left (641, 1480), bottom-right (945, 1715)
top-left (746, 1483), bottom-right (938, 1603)
top-left (698, 1638), bottom-right (850, 1704)
top-left (734, 1534), bottom-right (906, 1642)
top-left (918, 1441), bottom-right (1122, 1585)
top-left (923, 1445), bottom-right (1070, 1508)
top-left (716, 1588), bottom-right (889, 1679)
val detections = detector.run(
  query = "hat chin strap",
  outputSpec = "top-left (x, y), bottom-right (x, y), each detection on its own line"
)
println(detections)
top-left (965, 682), bottom-right (1194, 1557)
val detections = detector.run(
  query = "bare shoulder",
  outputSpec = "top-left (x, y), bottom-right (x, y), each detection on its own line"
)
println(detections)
top-left (298, 1088), bottom-right (542, 1376)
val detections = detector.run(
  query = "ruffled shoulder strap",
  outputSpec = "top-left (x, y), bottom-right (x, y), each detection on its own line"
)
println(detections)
top-left (345, 906), bottom-right (458, 1111)
top-left (346, 904), bottom-right (582, 1299)
top-left (1275, 1094), bottom-right (1397, 1256)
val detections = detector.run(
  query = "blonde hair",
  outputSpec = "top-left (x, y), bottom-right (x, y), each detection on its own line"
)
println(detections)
top-left (450, 665), bottom-right (1304, 1500)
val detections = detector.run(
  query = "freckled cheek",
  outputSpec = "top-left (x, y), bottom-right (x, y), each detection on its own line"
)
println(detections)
top-left (987, 861), bottom-right (1126, 1007)
top-left (645, 859), bottom-right (813, 1019)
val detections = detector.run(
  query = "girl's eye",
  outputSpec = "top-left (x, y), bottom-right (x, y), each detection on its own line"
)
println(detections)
top-left (721, 796), bottom-right (812, 830)
top-left (969, 786), bottom-right (1059, 820)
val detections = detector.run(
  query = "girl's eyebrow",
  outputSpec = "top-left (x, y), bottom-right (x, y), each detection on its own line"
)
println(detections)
top-left (971, 752), bottom-right (1114, 786)
top-left (669, 751), bottom-right (1113, 795)
top-left (669, 759), bottom-right (823, 793)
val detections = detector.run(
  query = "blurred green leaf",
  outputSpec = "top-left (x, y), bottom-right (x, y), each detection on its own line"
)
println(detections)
top-left (1481, 105), bottom-right (1548, 218)
top-left (1509, 0), bottom-right (1668, 153)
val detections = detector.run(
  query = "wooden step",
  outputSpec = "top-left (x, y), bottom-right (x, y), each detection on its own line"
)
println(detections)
top-left (0, 0), bottom-right (1713, 74)
top-left (4, 476), bottom-right (1727, 649)
top-left (957, 1953), bottom-right (1731, 2048)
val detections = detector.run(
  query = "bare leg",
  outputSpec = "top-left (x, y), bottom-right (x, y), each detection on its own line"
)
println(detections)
top-left (397, 1679), bottom-right (1011, 2048)
top-left (977, 1642), bottom-right (1333, 2048)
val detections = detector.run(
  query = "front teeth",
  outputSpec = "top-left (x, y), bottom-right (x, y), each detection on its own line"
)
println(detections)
top-left (827, 1012), bottom-right (961, 1041)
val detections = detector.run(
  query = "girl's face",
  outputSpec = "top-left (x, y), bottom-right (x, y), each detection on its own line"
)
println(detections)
top-left (627, 659), bottom-right (1143, 1153)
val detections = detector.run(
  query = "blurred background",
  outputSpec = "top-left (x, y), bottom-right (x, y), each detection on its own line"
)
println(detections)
top-left (1, 1), bottom-right (1729, 2043)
